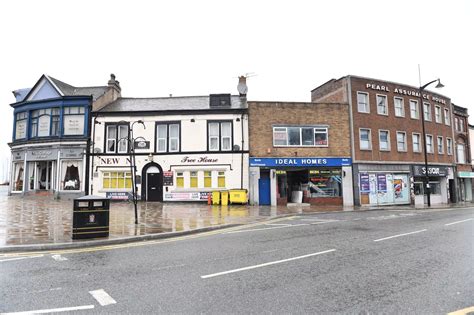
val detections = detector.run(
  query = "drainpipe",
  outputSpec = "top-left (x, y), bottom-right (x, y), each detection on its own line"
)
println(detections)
top-left (84, 96), bottom-right (93, 195)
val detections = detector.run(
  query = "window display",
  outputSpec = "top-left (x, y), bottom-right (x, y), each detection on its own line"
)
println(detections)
top-left (62, 161), bottom-right (82, 190)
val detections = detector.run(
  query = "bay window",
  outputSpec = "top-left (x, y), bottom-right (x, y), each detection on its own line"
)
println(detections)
top-left (63, 106), bottom-right (85, 135)
top-left (15, 112), bottom-right (27, 140)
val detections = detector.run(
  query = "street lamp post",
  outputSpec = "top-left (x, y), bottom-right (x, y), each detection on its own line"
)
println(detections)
top-left (419, 78), bottom-right (444, 207)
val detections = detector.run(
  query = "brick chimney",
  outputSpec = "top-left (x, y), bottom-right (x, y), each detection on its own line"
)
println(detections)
top-left (92, 73), bottom-right (122, 112)
top-left (108, 73), bottom-right (121, 93)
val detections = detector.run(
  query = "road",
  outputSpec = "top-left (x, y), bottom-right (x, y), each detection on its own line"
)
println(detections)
top-left (1, 207), bottom-right (473, 314)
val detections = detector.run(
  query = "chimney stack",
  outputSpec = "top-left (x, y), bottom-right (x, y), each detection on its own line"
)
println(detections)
top-left (108, 73), bottom-right (121, 92)
top-left (237, 76), bottom-right (248, 97)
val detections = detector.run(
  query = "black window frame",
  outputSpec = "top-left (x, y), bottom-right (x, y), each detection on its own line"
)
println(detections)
top-left (207, 120), bottom-right (234, 152)
top-left (154, 121), bottom-right (181, 153)
top-left (104, 122), bottom-right (130, 154)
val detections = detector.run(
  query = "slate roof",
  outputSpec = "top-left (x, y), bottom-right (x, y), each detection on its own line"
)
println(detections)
top-left (48, 76), bottom-right (108, 101)
top-left (98, 95), bottom-right (247, 112)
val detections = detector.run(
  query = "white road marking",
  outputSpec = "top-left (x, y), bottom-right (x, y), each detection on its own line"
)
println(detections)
top-left (264, 223), bottom-right (292, 226)
top-left (373, 229), bottom-right (427, 242)
top-left (89, 289), bottom-right (117, 306)
top-left (0, 255), bottom-right (44, 263)
top-left (445, 218), bottom-right (473, 226)
top-left (201, 249), bottom-right (336, 279)
top-left (310, 221), bottom-right (337, 225)
top-left (2, 305), bottom-right (94, 314)
top-left (51, 254), bottom-right (68, 261)
top-left (225, 225), bottom-right (289, 234)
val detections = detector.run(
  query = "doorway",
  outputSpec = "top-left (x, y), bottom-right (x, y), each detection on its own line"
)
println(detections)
top-left (258, 170), bottom-right (271, 205)
top-left (142, 163), bottom-right (163, 202)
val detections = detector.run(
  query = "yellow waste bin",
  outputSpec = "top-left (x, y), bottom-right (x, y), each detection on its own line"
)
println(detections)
top-left (212, 191), bottom-right (221, 205)
top-left (229, 189), bottom-right (248, 204)
top-left (221, 191), bottom-right (229, 206)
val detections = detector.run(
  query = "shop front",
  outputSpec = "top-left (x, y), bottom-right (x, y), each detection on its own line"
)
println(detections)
top-left (249, 157), bottom-right (353, 206)
top-left (412, 165), bottom-right (453, 205)
top-left (456, 171), bottom-right (473, 202)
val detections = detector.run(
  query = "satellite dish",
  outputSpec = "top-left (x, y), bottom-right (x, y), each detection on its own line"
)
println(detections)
top-left (233, 144), bottom-right (241, 151)
top-left (94, 148), bottom-right (102, 153)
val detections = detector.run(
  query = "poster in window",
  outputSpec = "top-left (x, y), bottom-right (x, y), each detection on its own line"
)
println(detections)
top-left (377, 174), bottom-right (387, 192)
top-left (359, 173), bottom-right (370, 192)
top-left (38, 115), bottom-right (50, 137)
top-left (16, 121), bottom-right (26, 139)
top-left (64, 115), bottom-right (85, 135)
top-left (163, 171), bottom-right (173, 186)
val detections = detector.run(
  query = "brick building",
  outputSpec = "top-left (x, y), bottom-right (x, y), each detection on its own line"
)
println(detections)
top-left (312, 75), bottom-right (456, 206)
top-left (453, 104), bottom-right (473, 201)
top-left (248, 101), bottom-right (353, 206)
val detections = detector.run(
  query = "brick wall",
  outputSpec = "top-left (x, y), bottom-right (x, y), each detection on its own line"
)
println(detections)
top-left (311, 78), bottom-right (348, 103)
top-left (248, 102), bottom-right (351, 157)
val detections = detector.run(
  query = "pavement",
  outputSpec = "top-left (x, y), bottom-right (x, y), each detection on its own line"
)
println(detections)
top-left (0, 185), bottom-right (472, 252)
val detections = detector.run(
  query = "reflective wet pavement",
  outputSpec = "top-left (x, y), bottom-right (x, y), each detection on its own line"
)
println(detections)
top-left (0, 186), bottom-right (346, 246)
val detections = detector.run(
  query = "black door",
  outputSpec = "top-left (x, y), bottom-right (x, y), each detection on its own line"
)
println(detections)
top-left (147, 173), bottom-right (163, 201)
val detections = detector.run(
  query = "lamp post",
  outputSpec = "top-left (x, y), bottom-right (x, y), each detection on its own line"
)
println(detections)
top-left (419, 78), bottom-right (444, 207)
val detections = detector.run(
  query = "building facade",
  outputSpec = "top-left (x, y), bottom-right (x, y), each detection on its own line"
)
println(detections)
top-left (90, 93), bottom-right (249, 202)
top-left (312, 75), bottom-right (456, 206)
top-left (453, 105), bottom-right (473, 201)
top-left (248, 101), bottom-right (353, 206)
top-left (8, 74), bottom-right (119, 196)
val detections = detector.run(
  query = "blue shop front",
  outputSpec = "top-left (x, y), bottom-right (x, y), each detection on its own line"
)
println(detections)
top-left (248, 157), bottom-right (353, 206)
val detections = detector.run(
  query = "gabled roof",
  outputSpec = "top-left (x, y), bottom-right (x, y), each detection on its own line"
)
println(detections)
top-left (98, 95), bottom-right (247, 113)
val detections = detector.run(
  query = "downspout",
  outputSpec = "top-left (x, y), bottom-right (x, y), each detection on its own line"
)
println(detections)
top-left (90, 114), bottom-right (98, 195)
top-left (84, 96), bottom-right (93, 195)
top-left (240, 112), bottom-right (245, 189)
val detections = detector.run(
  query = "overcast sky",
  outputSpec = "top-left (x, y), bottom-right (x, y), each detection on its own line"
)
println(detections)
top-left (0, 0), bottom-right (472, 182)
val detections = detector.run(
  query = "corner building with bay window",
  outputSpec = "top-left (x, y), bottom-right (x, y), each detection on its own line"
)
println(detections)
top-left (90, 93), bottom-right (248, 202)
top-left (248, 101), bottom-right (353, 207)
top-left (8, 74), bottom-right (120, 196)
top-left (311, 75), bottom-right (457, 206)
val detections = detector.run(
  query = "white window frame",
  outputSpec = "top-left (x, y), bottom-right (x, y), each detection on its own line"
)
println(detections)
top-left (208, 121), bottom-right (233, 151)
top-left (378, 130), bottom-right (390, 151)
top-left (357, 92), bottom-right (370, 113)
top-left (435, 106), bottom-right (442, 123)
top-left (396, 131), bottom-right (407, 152)
top-left (426, 134), bottom-right (434, 153)
top-left (444, 108), bottom-right (450, 125)
top-left (423, 102), bottom-right (432, 121)
top-left (412, 133), bottom-right (422, 153)
top-left (394, 97), bottom-right (404, 117)
top-left (156, 122), bottom-right (180, 153)
top-left (272, 126), bottom-right (328, 147)
top-left (410, 100), bottom-right (419, 119)
top-left (359, 128), bottom-right (372, 150)
top-left (376, 94), bottom-right (388, 116)
top-left (447, 137), bottom-right (453, 155)
top-left (117, 125), bottom-right (129, 153)
top-left (106, 124), bottom-right (129, 154)
top-left (437, 136), bottom-right (444, 154)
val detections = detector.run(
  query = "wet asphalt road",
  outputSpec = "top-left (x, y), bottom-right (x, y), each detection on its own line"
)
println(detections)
top-left (1, 207), bottom-right (473, 314)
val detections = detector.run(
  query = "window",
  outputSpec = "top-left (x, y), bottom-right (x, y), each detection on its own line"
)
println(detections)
top-left (396, 131), bottom-right (407, 152)
top-left (103, 171), bottom-right (132, 189)
top-left (31, 108), bottom-right (52, 138)
top-left (357, 92), bottom-right (369, 113)
top-left (447, 138), bottom-right (453, 155)
top-left (435, 106), bottom-right (442, 123)
top-left (454, 117), bottom-right (459, 131)
top-left (412, 133), bottom-right (421, 153)
top-left (15, 112), bottom-right (27, 140)
top-left (459, 118), bottom-right (465, 132)
top-left (218, 171), bottom-right (225, 188)
top-left (359, 129), bottom-right (371, 150)
top-left (51, 108), bottom-right (60, 136)
top-left (176, 172), bottom-right (184, 188)
top-left (376, 95), bottom-right (388, 115)
top-left (379, 130), bottom-right (390, 151)
top-left (204, 171), bottom-right (212, 188)
top-left (62, 161), bottom-right (81, 190)
top-left (457, 143), bottom-right (466, 163)
top-left (394, 97), bottom-right (404, 117)
top-left (437, 136), bottom-right (444, 154)
top-left (156, 122), bottom-right (180, 152)
top-left (63, 106), bottom-right (85, 135)
top-left (272, 126), bottom-right (328, 147)
top-left (426, 135), bottom-right (433, 153)
top-left (423, 103), bottom-right (431, 121)
top-left (190, 171), bottom-right (198, 188)
top-left (106, 124), bottom-right (129, 153)
top-left (208, 121), bottom-right (232, 151)
top-left (410, 100), bottom-right (419, 119)
top-left (444, 108), bottom-right (450, 125)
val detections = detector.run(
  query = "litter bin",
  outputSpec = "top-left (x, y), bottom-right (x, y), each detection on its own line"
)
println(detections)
top-left (212, 191), bottom-right (221, 205)
top-left (229, 189), bottom-right (248, 204)
top-left (73, 195), bottom-right (110, 240)
top-left (221, 191), bottom-right (229, 206)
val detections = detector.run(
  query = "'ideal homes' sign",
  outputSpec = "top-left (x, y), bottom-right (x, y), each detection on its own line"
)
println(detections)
top-left (249, 157), bottom-right (352, 167)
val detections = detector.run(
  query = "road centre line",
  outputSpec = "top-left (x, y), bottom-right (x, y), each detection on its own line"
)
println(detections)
top-left (225, 223), bottom-right (310, 234)
top-left (373, 229), bottom-right (427, 242)
top-left (89, 289), bottom-right (117, 306)
top-left (0, 255), bottom-right (44, 263)
top-left (264, 223), bottom-right (292, 226)
top-left (445, 218), bottom-right (473, 226)
top-left (1, 305), bottom-right (94, 314)
top-left (201, 249), bottom-right (336, 279)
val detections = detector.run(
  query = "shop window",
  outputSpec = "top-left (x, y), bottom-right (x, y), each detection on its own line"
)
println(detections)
top-left (204, 171), bottom-right (212, 188)
top-left (190, 171), bottom-right (198, 188)
top-left (273, 126), bottom-right (328, 147)
top-left (308, 170), bottom-right (342, 197)
top-left (430, 182), bottom-right (441, 195)
top-left (423, 103), bottom-right (431, 121)
top-left (410, 100), bottom-right (419, 119)
top-left (414, 181), bottom-right (441, 196)
top-left (359, 128), bottom-right (371, 150)
top-left (176, 172), bottom-right (184, 188)
top-left (412, 133), bottom-right (421, 152)
top-left (447, 138), bottom-right (453, 155)
top-left (63, 106), bottom-right (85, 135)
top-left (208, 121), bottom-right (232, 151)
top-left (357, 92), bottom-right (369, 113)
top-left (444, 108), bottom-right (450, 125)
top-left (437, 136), bottom-right (444, 154)
top-left (435, 106), bottom-right (442, 123)
top-left (106, 124), bottom-right (129, 153)
top-left (62, 161), bottom-right (81, 190)
top-left (13, 164), bottom-right (24, 191)
top-left (376, 95), bottom-right (388, 115)
top-left (394, 97), bottom-right (404, 117)
top-left (396, 131), bottom-right (407, 152)
top-left (156, 122), bottom-right (180, 152)
top-left (15, 112), bottom-right (28, 140)
top-left (103, 171), bottom-right (132, 189)
top-left (218, 171), bottom-right (225, 188)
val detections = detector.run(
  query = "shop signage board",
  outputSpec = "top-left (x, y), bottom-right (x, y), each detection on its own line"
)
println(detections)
top-left (134, 141), bottom-right (150, 149)
top-left (106, 192), bottom-right (132, 200)
top-left (27, 149), bottom-right (59, 161)
top-left (163, 171), bottom-right (174, 186)
top-left (359, 173), bottom-right (370, 192)
top-left (249, 157), bottom-right (352, 167)
top-left (12, 151), bottom-right (25, 161)
top-left (60, 148), bottom-right (83, 159)
top-left (164, 192), bottom-right (209, 201)
top-left (458, 171), bottom-right (474, 178)
top-left (413, 165), bottom-right (448, 177)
